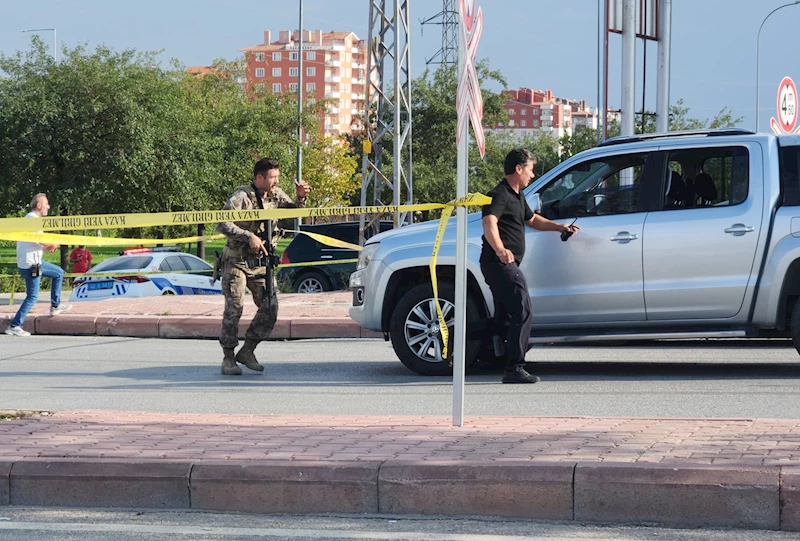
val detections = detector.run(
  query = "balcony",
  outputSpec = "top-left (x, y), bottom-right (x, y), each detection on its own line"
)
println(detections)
top-left (354, 62), bottom-right (366, 70)
top-left (352, 78), bottom-right (365, 85)
top-left (351, 108), bottom-right (361, 115)
top-left (353, 93), bottom-right (366, 101)
top-left (324, 123), bottom-right (341, 131)
top-left (324, 76), bottom-right (339, 83)
top-left (324, 91), bottom-right (341, 99)
top-left (325, 60), bottom-right (341, 67)
top-left (327, 106), bottom-right (340, 114)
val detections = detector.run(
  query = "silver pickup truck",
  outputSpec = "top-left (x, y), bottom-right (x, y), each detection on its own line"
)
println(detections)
top-left (349, 129), bottom-right (800, 375)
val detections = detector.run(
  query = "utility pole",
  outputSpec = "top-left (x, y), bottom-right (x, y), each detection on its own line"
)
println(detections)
top-left (359, 0), bottom-right (413, 244)
top-left (420, 0), bottom-right (458, 66)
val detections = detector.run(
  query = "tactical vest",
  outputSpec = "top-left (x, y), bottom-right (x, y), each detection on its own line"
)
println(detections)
top-left (222, 184), bottom-right (276, 260)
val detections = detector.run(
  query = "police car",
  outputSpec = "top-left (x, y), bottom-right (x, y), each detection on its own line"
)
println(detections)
top-left (69, 247), bottom-right (222, 301)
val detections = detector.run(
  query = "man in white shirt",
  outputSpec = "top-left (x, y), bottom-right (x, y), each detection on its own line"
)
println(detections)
top-left (5, 193), bottom-right (72, 337)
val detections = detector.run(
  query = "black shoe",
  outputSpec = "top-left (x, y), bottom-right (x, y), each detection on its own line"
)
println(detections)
top-left (502, 366), bottom-right (540, 384)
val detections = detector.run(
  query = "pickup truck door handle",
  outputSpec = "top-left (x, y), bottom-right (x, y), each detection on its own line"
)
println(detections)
top-left (610, 232), bottom-right (639, 242)
top-left (724, 224), bottom-right (755, 235)
top-left (320, 255), bottom-right (334, 259)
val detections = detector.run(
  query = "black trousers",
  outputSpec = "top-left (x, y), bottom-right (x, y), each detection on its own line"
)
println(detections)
top-left (480, 257), bottom-right (533, 369)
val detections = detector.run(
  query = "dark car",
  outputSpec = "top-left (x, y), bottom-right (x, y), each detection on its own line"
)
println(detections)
top-left (277, 221), bottom-right (393, 293)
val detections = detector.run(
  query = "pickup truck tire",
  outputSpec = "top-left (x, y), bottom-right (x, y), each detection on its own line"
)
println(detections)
top-left (389, 282), bottom-right (482, 376)
top-left (791, 299), bottom-right (800, 355)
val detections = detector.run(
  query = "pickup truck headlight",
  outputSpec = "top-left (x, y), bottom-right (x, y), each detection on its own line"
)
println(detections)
top-left (357, 243), bottom-right (379, 271)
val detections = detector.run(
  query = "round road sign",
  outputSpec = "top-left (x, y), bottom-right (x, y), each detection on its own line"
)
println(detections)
top-left (777, 76), bottom-right (798, 133)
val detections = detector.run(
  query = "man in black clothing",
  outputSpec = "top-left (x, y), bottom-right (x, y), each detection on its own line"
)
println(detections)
top-left (481, 148), bottom-right (579, 384)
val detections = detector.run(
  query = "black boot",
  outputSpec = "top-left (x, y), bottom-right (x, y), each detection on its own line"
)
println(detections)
top-left (502, 365), bottom-right (540, 384)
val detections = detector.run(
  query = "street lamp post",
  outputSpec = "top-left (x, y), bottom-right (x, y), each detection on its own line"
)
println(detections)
top-left (20, 28), bottom-right (57, 61)
top-left (755, 1), bottom-right (800, 131)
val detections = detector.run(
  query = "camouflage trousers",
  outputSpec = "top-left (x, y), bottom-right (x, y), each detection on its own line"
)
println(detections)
top-left (219, 260), bottom-right (278, 349)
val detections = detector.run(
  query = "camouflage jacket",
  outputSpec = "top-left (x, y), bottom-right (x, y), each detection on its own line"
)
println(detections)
top-left (216, 184), bottom-right (306, 260)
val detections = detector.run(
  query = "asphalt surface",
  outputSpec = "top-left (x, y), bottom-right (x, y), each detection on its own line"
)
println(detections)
top-left (0, 508), bottom-right (798, 541)
top-left (1, 335), bottom-right (800, 418)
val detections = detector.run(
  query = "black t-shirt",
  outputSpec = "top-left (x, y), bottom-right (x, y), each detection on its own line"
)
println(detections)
top-left (481, 179), bottom-right (534, 264)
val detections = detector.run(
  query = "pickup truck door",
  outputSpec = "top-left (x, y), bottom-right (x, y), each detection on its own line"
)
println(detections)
top-left (643, 143), bottom-right (763, 320)
top-left (522, 150), bottom-right (662, 324)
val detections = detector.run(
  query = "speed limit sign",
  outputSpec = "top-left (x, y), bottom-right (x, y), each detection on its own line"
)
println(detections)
top-left (778, 77), bottom-right (798, 133)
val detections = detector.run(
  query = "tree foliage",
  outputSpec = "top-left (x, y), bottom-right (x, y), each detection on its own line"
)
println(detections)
top-left (0, 39), bottom-right (337, 223)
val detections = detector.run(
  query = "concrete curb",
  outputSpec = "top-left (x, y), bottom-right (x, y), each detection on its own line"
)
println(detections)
top-left (2, 314), bottom-right (379, 340)
top-left (2, 457), bottom-right (800, 530)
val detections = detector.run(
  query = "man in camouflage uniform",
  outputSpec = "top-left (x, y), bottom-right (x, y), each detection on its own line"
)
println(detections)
top-left (216, 157), bottom-right (310, 375)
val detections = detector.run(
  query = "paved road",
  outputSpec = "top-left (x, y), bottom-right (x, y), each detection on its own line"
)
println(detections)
top-left (1, 336), bottom-right (800, 418)
top-left (0, 508), bottom-right (796, 541)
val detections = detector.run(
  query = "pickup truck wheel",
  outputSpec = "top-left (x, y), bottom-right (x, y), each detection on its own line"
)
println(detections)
top-left (389, 282), bottom-right (481, 376)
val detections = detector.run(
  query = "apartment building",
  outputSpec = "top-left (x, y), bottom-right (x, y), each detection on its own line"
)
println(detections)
top-left (493, 88), bottom-right (598, 139)
top-left (241, 29), bottom-right (368, 137)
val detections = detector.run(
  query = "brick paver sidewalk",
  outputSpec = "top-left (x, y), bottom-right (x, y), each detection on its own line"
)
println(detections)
top-left (0, 291), bottom-right (352, 318)
top-left (2, 410), bottom-right (799, 465)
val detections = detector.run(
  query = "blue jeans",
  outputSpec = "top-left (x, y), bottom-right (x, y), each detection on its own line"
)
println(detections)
top-left (10, 261), bottom-right (65, 327)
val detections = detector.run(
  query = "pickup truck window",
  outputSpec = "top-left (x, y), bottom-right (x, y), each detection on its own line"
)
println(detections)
top-left (780, 145), bottom-right (800, 206)
top-left (539, 153), bottom-right (649, 219)
top-left (663, 147), bottom-right (749, 209)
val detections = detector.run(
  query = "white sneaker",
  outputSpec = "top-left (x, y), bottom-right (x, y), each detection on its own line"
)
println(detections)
top-left (4, 326), bottom-right (31, 337)
top-left (50, 303), bottom-right (73, 316)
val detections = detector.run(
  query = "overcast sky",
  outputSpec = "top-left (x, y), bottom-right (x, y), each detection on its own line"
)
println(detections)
top-left (1, 0), bottom-right (798, 132)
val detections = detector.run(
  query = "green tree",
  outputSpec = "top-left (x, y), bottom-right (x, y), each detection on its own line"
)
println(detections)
top-left (405, 61), bottom-right (508, 205)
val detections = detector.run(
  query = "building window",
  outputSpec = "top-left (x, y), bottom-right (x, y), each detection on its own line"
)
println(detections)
top-left (289, 67), bottom-right (298, 77)
top-left (272, 83), bottom-right (281, 93)
top-left (290, 52), bottom-right (298, 61)
top-left (307, 67), bottom-right (316, 76)
top-left (509, 109), bottom-right (515, 115)
top-left (255, 53), bottom-right (265, 62)
top-left (307, 51), bottom-right (316, 61)
top-left (306, 82), bottom-right (316, 92)
top-left (521, 120), bottom-right (527, 127)
top-left (289, 83), bottom-right (298, 92)
top-left (255, 83), bottom-right (265, 91)
top-left (498, 122), bottom-right (504, 127)
top-left (255, 68), bottom-right (265, 78)
top-left (534, 109), bottom-right (539, 116)
top-left (272, 67), bottom-right (281, 77)
top-left (521, 108), bottom-right (527, 115)
top-left (509, 120), bottom-right (515, 127)
top-left (272, 52), bottom-right (281, 61)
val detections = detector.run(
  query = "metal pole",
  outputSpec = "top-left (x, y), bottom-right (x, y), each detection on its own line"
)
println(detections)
top-left (756, 1), bottom-right (800, 132)
top-left (621, 0), bottom-right (636, 136)
top-left (655, 0), bottom-right (671, 133)
top-left (603, 1), bottom-right (610, 141)
top-left (297, 0), bottom-right (304, 183)
top-left (597, 0), bottom-right (606, 144)
top-left (393, 0), bottom-right (401, 227)
top-left (452, 0), bottom-right (467, 428)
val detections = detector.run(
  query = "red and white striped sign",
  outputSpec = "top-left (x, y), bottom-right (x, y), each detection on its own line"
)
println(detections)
top-left (457, 0), bottom-right (485, 157)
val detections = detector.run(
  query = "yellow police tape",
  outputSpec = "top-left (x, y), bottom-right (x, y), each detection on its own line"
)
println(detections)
top-left (285, 231), bottom-right (362, 251)
top-left (429, 194), bottom-right (491, 359)
top-left (0, 204), bottom-right (446, 233)
top-left (1, 195), bottom-right (493, 362)
top-left (0, 232), bottom-right (225, 246)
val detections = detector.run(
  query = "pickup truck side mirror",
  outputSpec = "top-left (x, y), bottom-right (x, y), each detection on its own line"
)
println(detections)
top-left (529, 193), bottom-right (542, 213)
